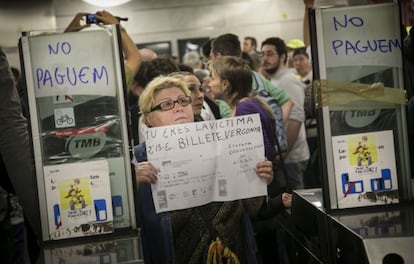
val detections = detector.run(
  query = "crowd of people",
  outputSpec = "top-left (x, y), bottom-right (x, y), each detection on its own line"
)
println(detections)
top-left (2, 0), bottom-right (414, 263)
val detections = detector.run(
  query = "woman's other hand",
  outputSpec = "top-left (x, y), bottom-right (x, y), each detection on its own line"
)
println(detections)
top-left (135, 161), bottom-right (159, 184)
top-left (64, 12), bottom-right (90, 32)
top-left (282, 192), bottom-right (292, 208)
top-left (95, 10), bottom-right (119, 25)
top-left (255, 159), bottom-right (273, 185)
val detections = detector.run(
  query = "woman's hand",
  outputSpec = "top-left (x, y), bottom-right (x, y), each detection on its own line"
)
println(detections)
top-left (135, 161), bottom-right (159, 184)
top-left (255, 159), bottom-right (273, 185)
top-left (282, 192), bottom-right (292, 208)
top-left (95, 10), bottom-right (119, 25)
top-left (64, 12), bottom-right (90, 32)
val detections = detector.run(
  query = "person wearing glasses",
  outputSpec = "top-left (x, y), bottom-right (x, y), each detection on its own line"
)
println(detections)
top-left (133, 76), bottom-right (273, 263)
top-left (168, 71), bottom-right (208, 121)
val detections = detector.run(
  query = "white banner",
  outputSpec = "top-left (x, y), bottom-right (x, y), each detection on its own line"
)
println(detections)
top-left (144, 114), bottom-right (268, 213)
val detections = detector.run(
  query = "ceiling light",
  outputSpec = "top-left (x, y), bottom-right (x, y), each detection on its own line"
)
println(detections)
top-left (82, 0), bottom-right (131, 7)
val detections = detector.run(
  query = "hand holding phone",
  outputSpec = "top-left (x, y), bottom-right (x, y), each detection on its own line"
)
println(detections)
top-left (86, 13), bottom-right (128, 25)
top-left (86, 14), bottom-right (101, 24)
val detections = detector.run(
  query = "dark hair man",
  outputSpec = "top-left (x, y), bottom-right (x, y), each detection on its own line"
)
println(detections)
top-left (261, 37), bottom-right (309, 191)
top-left (243, 36), bottom-right (258, 53)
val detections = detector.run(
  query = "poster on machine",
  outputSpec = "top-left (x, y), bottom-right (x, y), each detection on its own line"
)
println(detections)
top-left (44, 159), bottom-right (113, 239)
top-left (331, 130), bottom-right (399, 208)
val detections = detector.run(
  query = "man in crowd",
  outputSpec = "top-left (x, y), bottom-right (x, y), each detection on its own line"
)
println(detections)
top-left (261, 37), bottom-right (310, 191)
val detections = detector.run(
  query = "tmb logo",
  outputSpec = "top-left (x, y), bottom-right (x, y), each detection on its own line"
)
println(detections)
top-left (344, 109), bottom-right (380, 128)
top-left (67, 132), bottom-right (106, 158)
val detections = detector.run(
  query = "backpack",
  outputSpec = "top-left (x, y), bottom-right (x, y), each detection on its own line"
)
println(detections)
top-left (252, 71), bottom-right (287, 155)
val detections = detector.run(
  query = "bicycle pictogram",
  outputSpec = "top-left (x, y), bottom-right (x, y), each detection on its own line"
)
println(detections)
top-left (56, 114), bottom-right (74, 126)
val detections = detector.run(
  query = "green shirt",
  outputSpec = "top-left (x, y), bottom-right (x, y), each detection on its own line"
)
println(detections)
top-left (216, 99), bottom-right (232, 118)
top-left (252, 71), bottom-right (291, 105)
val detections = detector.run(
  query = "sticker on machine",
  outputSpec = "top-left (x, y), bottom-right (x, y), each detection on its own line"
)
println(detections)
top-left (331, 130), bottom-right (399, 208)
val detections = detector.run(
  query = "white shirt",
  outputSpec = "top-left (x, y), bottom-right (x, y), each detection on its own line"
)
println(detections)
top-left (270, 68), bottom-right (310, 163)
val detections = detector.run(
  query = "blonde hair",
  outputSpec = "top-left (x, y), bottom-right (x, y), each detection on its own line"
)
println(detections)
top-left (139, 76), bottom-right (191, 126)
top-left (168, 71), bottom-right (195, 81)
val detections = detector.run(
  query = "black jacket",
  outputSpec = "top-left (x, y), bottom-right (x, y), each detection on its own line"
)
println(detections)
top-left (0, 48), bottom-right (41, 239)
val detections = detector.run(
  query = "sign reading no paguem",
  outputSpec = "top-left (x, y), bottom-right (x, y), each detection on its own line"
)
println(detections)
top-left (321, 4), bottom-right (402, 68)
top-left (28, 30), bottom-right (117, 98)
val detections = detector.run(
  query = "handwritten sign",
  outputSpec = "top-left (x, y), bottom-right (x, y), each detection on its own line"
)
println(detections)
top-left (28, 30), bottom-right (117, 98)
top-left (144, 114), bottom-right (267, 213)
top-left (331, 130), bottom-right (399, 208)
top-left (321, 3), bottom-right (402, 68)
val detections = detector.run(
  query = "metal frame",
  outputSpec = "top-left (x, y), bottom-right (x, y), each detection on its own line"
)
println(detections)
top-left (19, 25), bottom-right (136, 241)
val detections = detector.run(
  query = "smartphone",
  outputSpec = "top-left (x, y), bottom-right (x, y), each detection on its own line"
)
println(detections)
top-left (86, 14), bottom-right (100, 24)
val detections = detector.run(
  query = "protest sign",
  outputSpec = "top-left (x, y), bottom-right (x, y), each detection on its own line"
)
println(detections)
top-left (144, 114), bottom-right (267, 213)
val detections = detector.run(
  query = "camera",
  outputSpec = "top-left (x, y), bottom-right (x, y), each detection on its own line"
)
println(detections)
top-left (86, 14), bottom-right (100, 24)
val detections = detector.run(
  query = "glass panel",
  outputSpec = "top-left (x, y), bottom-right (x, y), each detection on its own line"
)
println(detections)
top-left (21, 27), bottom-right (135, 240)
top-left (38, 95), bottom-right (123, 165)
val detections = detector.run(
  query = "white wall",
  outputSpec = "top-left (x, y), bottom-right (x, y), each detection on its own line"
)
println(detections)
top-left (53, 0), bottom-right (306, 58)
top-left (2, 0), bottom-right (310, 68)
top-left (0, 3), bottom-right (56, 68)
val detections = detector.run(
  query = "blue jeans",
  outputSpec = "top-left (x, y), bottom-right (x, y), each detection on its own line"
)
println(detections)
top-left (285, 160), bottom-right (309, 190)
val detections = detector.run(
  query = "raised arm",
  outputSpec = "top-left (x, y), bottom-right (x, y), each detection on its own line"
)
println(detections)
top-left (95, 10), bottom-right (141, 78)
top-left (65, 11), bottom-right (142, 82)
top-left (64, 12), bottom-right (91, 33)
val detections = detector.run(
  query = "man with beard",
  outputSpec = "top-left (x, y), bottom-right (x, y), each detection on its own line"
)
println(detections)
top-left (261, 37), bottom-right (309, 191)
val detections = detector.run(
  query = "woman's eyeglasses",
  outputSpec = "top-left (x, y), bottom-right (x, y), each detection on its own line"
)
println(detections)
top-left (150, 96), bottom-right (192, 112)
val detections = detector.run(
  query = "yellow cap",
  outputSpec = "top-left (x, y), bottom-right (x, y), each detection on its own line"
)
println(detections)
top-left (286, 39), bottom-right (305, 49)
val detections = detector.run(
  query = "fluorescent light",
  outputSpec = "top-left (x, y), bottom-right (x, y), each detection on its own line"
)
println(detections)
top-left (82, 0), bottom-right (131, 7)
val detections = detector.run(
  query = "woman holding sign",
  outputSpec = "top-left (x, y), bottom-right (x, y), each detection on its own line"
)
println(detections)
top-left (134, 76), bottom-right (273, 263)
